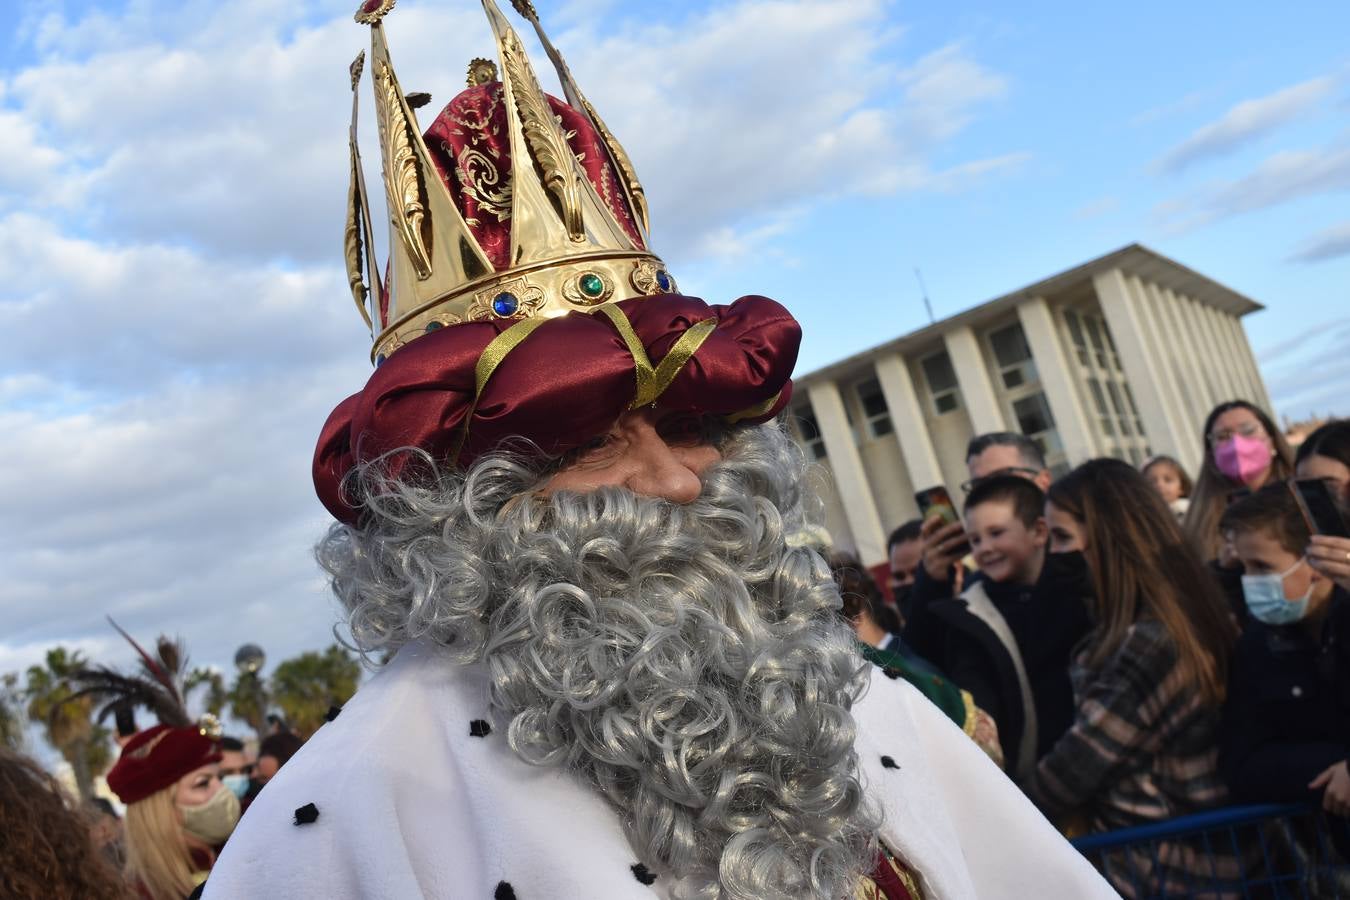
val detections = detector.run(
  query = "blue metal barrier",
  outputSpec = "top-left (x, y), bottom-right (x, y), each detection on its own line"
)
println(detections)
top-left (1071, 803), bottom-right (1350, 898)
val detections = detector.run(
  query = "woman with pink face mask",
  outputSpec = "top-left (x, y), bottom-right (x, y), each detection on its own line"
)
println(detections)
top-left (1183, 400), bottom-right (1294, 564)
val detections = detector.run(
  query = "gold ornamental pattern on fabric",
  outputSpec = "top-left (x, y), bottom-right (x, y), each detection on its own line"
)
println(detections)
top-left (347, 0), bottom-right (676, 364)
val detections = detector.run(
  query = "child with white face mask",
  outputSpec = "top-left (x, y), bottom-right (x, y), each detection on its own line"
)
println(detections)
top-left (1218, 485), bottom-right (1350, 819)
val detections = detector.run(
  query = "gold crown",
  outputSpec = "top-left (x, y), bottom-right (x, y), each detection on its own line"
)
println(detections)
top-left (345, 0), bottom-right (674, 364)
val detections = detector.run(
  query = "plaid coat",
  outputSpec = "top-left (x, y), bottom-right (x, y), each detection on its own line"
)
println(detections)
top-left (1025, 619), bottom-right (1242, 897)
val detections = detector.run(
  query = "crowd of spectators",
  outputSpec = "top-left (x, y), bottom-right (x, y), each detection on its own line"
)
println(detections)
top-left (5, 401), bottom-right (1347, 899)
top-left (1, 714), bottom-right (308, 900)
top-left (833, 409), bottom-right (1350, 896)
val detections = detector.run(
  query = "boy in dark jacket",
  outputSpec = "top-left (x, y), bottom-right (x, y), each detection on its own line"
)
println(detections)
top-left (922, 475), bottom-right (1092, 781)
top-left (1219, 486), bottom-right (1350, 816)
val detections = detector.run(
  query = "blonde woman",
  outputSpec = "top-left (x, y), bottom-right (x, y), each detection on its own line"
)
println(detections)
top-left (107, 722), bottom-right (239, 900)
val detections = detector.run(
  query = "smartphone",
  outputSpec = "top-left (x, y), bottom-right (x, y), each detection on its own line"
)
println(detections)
top-left (1291, 479), bottom-right (1350, 538)
top-left (915, 485), bottom-right (972, 556)
top-left (915, 485), bottom-right (960, 526)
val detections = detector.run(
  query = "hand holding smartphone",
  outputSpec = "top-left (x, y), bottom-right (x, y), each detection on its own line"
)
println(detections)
top-left (1291, 479), bottom-right (1350, 538)
top-left (915, 485), bottom-right (972, 562)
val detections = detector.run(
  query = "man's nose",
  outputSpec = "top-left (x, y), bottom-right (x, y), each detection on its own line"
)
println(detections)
top-left (623, 427), bottom-right (704, 504)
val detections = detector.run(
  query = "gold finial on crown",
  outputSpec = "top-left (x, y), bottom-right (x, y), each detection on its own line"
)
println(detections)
top-left (344, 0), bottom-right (671, 364)
top-left (467, 57), bottom-right (498, 86)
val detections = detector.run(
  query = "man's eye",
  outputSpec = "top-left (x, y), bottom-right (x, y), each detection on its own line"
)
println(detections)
top-left (659, 415), bottom-right (705, 444)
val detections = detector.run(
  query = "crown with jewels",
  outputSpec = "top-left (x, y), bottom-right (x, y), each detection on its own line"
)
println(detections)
top-left (345, 0), bottom-right (676, 364)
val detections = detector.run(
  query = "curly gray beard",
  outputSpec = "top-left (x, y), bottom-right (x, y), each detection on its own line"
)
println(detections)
top-left (317, 422), bottom-right (882, 899)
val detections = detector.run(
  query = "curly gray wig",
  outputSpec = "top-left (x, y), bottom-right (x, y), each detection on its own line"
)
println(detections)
top-left (316, 421), bottom-right (881, 899)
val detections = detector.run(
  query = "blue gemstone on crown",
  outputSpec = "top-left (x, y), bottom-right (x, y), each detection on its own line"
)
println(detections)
top-left (375, 354), bottom-right (386, 367)
top-left (492, 292), bottom-right (519, 316)
top-left (656, 270), bottom-right (672, 292)
top-left (425, 320), bottom-right (443, 332)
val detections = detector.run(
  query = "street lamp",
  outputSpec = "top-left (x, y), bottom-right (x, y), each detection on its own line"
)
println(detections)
top-left (234, 644), bottom-right (265, 674)
top-left (234, 644), bottom-right (267, 740)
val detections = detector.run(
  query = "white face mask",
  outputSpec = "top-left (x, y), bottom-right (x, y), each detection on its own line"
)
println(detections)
top-left (1241, 557), bottom-right (1313, 626)
top-left (179, 784), bottom-right (240, 845)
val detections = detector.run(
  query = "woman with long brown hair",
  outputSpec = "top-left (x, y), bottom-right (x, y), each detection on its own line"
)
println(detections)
top-left (1183, 399), bottom-right (1294, 561)
top-left (1028, 458), bottom-right (1240, 897)
top-left (0, 747), bottom-right (133, 900)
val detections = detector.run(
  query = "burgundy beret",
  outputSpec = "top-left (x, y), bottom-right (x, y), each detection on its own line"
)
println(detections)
top-left (106, 724), bottom-right (223, 805)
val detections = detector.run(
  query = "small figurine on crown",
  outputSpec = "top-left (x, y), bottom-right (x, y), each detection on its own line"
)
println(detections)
top-left (204, 3), bottom-right (1118, 899)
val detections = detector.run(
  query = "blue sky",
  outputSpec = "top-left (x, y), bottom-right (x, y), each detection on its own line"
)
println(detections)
top-left (3, 0), bottom-right (1349, 704)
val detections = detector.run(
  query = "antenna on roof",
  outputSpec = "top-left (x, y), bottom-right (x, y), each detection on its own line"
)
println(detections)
top-left (914, 268), bottom-right (935, 324)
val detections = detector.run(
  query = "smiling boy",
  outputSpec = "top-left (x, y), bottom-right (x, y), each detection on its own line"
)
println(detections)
top-left (924, 475), bottom-right (1092, 781)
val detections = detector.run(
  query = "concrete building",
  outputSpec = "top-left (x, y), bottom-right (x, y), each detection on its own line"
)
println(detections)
top-left (789, 243), bottom-right (1271, 568)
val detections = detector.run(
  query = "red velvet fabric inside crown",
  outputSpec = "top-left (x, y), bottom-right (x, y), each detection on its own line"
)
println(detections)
top-left (313, 294), bottom-right (800, 524)
top-left (422, 82), bottom-right (644, 275)
top-left (106, 724), bottom-right (223, 805)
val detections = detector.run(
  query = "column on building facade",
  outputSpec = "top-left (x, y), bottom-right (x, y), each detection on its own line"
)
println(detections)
top-left (1093, 268), bottom-right (1189, 462)
top-left (1016, 296), bottom-right (1097, 464)
top-left (1227, 315), bottom-right (1275, 412)
top-left (873, 352), bottom-right (946, 490)
top-left (942, 326), bottom-right (1007, 435)
top-left (1129, 274), bottom-right (1195, 449)
top-left (1215, 310), bottom-right (1269, 411)
top-left (1202, 305), bottom-right (1250, 402)
top-left (1156, 285), bottom-right (1216, 427)
top-left (1141, 283), bottom-right (1201, 427)
top-left (805, 380), bottom-right (888, 566)
top-left (1220, 314), bottom-right (1260, 406)
top-left (1187, 296), bottom-right (1242, 403)
top-left (1174, 292), bottom-right (1226, 407)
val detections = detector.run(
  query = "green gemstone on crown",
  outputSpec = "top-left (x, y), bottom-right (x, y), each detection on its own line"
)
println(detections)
top-left (579, 273), bottom-right (605, 298)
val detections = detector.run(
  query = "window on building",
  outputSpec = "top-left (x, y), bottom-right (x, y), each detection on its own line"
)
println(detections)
top-left (1087, 377), bottom-right (1113, 436)
top-left (1105, 381), bottom-right (1134, 437)
top-left (921, 352), bottom-right (961, 415)
top-left (854, 377), bottom-right (893, 438)
top-left (1064, 310), bottom-right (1090, 367)
top-left (1061, 305), bottom-right (1150, 465)
top-left (1012, 392), bottom-right (1062, 457)
top-left (794, 405), bottom-right (827, 460)
top-left (1083, 316), bottom-right (1110, 369)
top-left (988, 323), bottom-right (1038, 390)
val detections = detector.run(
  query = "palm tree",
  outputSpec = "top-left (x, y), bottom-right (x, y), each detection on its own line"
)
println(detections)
top-left (25, 647), bottom-right (112, 801)
top-left (185, 667), bottom-right (227, 718)
top-left (269, 646), bottom-right (361, 737)
top-left (226, 670), bottom-right (269, 739)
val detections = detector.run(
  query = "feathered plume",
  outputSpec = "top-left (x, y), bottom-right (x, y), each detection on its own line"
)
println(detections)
top-left (62, 617), bottom-right (193, 729)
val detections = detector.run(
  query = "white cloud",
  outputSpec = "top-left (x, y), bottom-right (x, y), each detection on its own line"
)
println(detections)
top-left (0, 371), bottom-right (348, 676)
top-left (0, 108), bottom-right (66, 206)
top-left (0, 213), bottom-right (365, 388)
top-left (1072, 195), bottom-right (1120, 220)
top-left (1154, 141), bottom-right (1350, 232)
top-left (5, 0), bottom-right (1016, 266)
top-left (1154, 77), bottom-right (1335, 174)
top-left (1260, 315), bottom-right (1350, 420)
top-left (0, 0), bottom-right (1020, 689)
top-left (1287, 220), bottom-right (1350, 263)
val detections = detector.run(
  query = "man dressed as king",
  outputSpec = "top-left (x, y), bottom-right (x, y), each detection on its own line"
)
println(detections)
top-left (205, 1), bottom-right (1119, 897)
